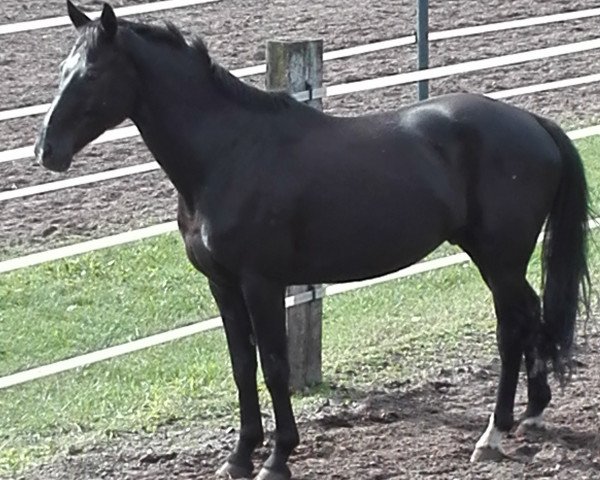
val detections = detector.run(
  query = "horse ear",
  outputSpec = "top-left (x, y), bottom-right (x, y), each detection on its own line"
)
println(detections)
top-left (67, 0), bottom-right (91, 29)
top-left (100, 3), bottom-right (118, 40)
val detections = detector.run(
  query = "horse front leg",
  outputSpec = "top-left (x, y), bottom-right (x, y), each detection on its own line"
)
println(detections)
top-left (210, 281), bottom-right (264, 479)
top-left (241, 276), bottom-right (299, 480)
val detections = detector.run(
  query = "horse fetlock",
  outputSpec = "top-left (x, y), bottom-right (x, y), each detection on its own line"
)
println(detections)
top-left (531, 382), bottom-right (552, 409)
top-left (239, 426), bottom-right (264, 451)
top-left (493, 411), bottom-right (514, 432)
top-left (524, 396), bottom-right (551, 421)
top-left (277, 429), bottom-right (300, 452)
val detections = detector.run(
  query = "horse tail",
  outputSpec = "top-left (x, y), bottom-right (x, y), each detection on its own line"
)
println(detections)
top-left (535, 115), bottom-right (591, 382)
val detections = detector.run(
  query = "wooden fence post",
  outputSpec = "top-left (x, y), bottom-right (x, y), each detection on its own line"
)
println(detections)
top-left (265, 39), bottom-right (324, 391)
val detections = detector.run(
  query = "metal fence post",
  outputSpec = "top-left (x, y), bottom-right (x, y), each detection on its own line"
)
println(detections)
top-left (265, 40), bottom-right (324, 391)
top-left (416, 0), bottom-right (429, 100)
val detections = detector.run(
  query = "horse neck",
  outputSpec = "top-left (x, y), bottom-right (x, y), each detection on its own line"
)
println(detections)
top-left (126, 37), bottom-right (243, 202)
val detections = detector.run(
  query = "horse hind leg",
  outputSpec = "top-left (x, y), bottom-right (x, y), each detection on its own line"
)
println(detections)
top-left (470, 270), bottom-right (533, 461)
top-left (460, 234), bottom-right (548, 462)
top-left (470, 277), bottom-right (551, 462)
top-left (517, 283), bottom-right (551, 435)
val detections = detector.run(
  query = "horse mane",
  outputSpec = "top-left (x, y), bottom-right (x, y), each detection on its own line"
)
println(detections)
top-left (127, 21), bottom-right (187, 49)
top-left (119, 21), bottom-right (295, 111)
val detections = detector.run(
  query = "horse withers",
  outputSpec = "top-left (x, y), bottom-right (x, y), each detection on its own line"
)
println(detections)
top-left (35, 2), bottom-right (590, 478)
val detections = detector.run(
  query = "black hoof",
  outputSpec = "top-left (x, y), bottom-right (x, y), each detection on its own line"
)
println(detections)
top-left (255, 466), bottom-right (291, 480)
top-left (515, 415), bottom-right (545, 437)
top-left (470, 446), bottom-right (507, 463)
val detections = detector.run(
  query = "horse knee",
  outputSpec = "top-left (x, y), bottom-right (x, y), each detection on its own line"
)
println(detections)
top-left (261, 353), bottom-right (291, 392)
top-left (232, 360), bottom-right (257, 389)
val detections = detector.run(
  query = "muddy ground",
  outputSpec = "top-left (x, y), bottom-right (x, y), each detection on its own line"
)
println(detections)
top-left (2, 0), bottom-right (600, 478)
top-left (17, 332), bottom-right (600, 480)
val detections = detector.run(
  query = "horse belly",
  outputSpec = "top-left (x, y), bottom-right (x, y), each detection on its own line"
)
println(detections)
top-left (291, 188), bottom-right (455, 284)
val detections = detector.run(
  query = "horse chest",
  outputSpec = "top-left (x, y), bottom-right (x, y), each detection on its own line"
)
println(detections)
top-left (176, 203), bottom-right (223, 279)
top-left (181, 224), bottom-right (212, 272)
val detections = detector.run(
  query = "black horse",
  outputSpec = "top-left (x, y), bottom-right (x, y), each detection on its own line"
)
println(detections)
top-left (36, 2), bottom-right (590, 479)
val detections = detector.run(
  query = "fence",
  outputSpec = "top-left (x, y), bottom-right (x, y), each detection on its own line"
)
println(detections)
top-left (2, 2), bottom-right (600, 391)
top-left (0, 0), bottom-right (221, 35)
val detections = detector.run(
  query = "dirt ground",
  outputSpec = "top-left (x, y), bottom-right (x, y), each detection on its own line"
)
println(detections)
top-left (2, 0), bottom-right (600, 478)
top-left (17, 332), bottom-right (600, 480)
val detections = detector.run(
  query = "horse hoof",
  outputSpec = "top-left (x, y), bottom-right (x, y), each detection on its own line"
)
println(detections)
top-left (255, 467), bottom-right (291, 480)
top-left (216, 461), bottom-right (252, 479)
top-left (470, 446), bottom-right (506, 463)
top-left (516, 415), bottom-right (545, 437)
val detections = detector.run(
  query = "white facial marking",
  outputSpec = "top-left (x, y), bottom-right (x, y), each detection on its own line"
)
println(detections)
top-left (41, 96), bottom-right (60, 130)
top-left (471, 413), bottom-right (504, 462)
top-left (43, 47), bottom-right (86, 130)
top-left (61, 49), bottom-right (82, 77)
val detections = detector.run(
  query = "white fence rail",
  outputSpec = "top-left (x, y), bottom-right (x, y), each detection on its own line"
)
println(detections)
top-left (325, 37), bottom-right (600, 97)
top-left (0, 222), bottom-right (178, 274)
top-left (0, 0), bottom-right (220, 35)
top-left (487, 73), bottom-right (600, 100)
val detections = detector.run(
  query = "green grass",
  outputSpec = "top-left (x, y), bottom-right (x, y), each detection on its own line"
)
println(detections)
top-left (1, 136), bottom-right (600, 476)
top-left (0, 235), bottom-right (218, 376)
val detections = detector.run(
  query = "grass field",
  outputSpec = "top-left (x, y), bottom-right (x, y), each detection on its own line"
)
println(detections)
top-left (1, 136), bottom-right (600, 475)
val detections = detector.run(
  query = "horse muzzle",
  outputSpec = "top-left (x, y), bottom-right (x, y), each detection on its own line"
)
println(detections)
top-left (35, 131), bottom-right (73, 172)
